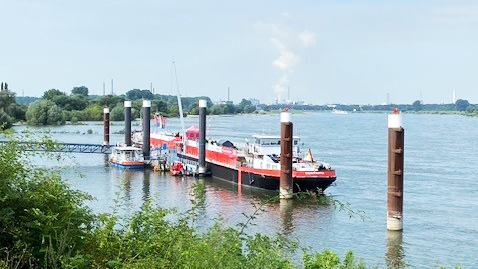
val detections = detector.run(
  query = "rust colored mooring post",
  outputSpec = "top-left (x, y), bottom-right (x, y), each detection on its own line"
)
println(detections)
top-left (280, 110), bottom-right (293, 199)
top-left (387, 107), bottom-right (405, 231)
top-left (103, 107), bottom-right (110, 145)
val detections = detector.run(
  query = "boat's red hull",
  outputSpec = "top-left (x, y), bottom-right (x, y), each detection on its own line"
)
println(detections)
top-left (177, 153), bottom-right (336, 192)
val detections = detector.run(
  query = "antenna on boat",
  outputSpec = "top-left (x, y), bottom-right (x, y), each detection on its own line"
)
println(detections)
top-left (172, 61), bottom-right (186, 147)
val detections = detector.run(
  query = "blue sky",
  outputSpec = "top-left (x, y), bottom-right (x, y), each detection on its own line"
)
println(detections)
top-left (1, 0), bottom-right (477, 104)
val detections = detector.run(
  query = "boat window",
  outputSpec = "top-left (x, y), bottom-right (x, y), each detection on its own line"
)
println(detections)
top-left (294, 139), bottom-right (298, 145)
top-left (255, 138), bottom-right (260, 144)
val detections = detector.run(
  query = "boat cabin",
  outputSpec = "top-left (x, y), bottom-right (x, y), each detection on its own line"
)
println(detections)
top-left (248, 135), bottom-right (301, 156)
top-left (111, 146), bottom-right (144, 164)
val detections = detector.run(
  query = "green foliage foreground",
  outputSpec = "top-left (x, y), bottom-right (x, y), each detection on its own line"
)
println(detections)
top-left (0, 140), bottom-right (370, 268)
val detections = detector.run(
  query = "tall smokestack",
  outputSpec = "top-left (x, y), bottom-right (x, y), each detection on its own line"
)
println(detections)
top-left (228, 87), bottom-right (230, 102)
top-left (111, 79), bottom-right (114, 95)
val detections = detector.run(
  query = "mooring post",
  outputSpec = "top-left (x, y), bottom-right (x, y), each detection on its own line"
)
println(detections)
top-left (280, 109), bottom-right (293, 199)
top-left (124, 101), bottom-right (132, 146)
top-left (142, 100), bottom-right (151, 160)
top-left (103, 106), bottom-right (110, 145)
top-left (198, 99), bottom-right (207, 175)
top-left (387, 107), bottom-right (405, 231)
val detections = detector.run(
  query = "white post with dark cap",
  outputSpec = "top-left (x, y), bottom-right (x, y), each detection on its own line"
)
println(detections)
top-left (198, 99), bottom-right (207, 175)
top-left (124, 101), bottom-right (132, 146)
top-left (142, 100), bottom-right (151, 160)
top-left (103, 107), bottom-right (110, 145)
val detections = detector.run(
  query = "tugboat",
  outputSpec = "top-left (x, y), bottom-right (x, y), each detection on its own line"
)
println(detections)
top-left (110, 146), bottom-right (145, 169)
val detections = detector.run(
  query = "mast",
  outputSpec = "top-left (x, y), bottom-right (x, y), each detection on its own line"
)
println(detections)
top-left (172, 62), bottom-right (186, 147)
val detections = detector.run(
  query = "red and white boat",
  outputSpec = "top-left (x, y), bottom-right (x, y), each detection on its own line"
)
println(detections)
top-left (176, 129), bottom-right (336, 192)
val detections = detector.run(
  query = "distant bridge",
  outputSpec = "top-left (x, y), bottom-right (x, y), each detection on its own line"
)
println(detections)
top-left (0, 141), bottom-right (113, 154)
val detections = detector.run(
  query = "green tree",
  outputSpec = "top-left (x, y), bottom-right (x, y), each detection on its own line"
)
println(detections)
top-left (0, 88), bottom-right (16, 111)
top-left (455, 99), bottom-right (470, 111)
top-left (0, 108), bottom-right (14, 130)
top-left (97, 94), bottom-right (124, 108)
top-left (83, 103), bottom-right (103, 121)
top-left (126, 89), bottom-right (143, 100)
top-left (110, 103), bottom-right (125, 121)
top-left (152, 100), bottom-right (168, 114)
top-left (42, 89), bottom-right (66, 101)
top-left (244, 104), bottom-right (256, 113)
top-left (0, 140), bottom-right (94, 267)
top-left (237, 99), bottom-right (252, 113)
top-left (412, 100), bottom-right (423, 111)
top-left (188, 102), bottom-right (199, 115)
top-left (26, 100), bottom-right (66, 126)
top-left (71, 86), bottom-right (89, 96)
top-left (8, 103), bottom-right (27, 121)
top-left (141, 89), bottom-right (153, 100)
top-left (209, 104), bottom-right (225, 115)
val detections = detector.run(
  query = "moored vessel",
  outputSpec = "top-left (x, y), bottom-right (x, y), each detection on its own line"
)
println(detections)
top-left (177, 131), bottom-right (336, 192)
top-left (110, 146), bottom-right (145, 169)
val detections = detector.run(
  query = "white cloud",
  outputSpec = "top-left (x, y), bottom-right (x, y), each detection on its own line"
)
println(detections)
top-left (274, 72), bottom-right (292, 97)
top-left (270, 38), bottom-right (300, 70)
top-left (256, 20), bottom-right (317, 101)
top-left (299, 31), bottom-right (317, 46)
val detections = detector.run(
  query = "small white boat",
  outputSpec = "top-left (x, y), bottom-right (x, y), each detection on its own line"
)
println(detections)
top-left (332, 109), bottom-right (348, 114)
top-left (110, 146), bottom-right (145, 169)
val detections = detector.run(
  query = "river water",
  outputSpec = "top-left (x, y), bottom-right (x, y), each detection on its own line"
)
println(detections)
top-left (10, 112), bottom-right (478, 268)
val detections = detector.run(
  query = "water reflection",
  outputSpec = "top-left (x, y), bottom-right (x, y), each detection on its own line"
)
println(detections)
top-left (143, 169), bottom-right (151, 200)
top-left (279, 199), bottom-right (294, 235)
top-left (122, 170), bottom-right (132, 202)
top-left (103, 154), bottom-right (109, 167)
top-left (386, 231), bottom-right (406, 268)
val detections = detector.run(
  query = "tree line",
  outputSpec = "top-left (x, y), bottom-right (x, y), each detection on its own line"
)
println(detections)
top-left (261, 99), bottom-right (477, 114)
top-left (0, 87), bottom-right (258, 129)
top-left (1, 85), bottom-right (477, 130)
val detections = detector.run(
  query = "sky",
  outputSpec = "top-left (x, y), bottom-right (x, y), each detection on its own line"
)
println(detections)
top-left (1, 0), bottom-right (478, 105)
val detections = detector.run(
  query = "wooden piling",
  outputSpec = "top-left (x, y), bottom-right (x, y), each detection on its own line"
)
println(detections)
top-left (103, 107), bottom-right (110, 145)
top-left (280, 110), bottom-right (293, 199)
top-left (387, 107), bottom-right (404, 231)
top-left (124, 101), bottom-right (132, 146)
top-left (198, 99), bottom-right (207, 175)
top-left (142, 100), bottom-right (151, 160)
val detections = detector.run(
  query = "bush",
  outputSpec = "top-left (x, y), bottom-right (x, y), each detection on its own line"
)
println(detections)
top-left (0, 108), bottom-right (14, 130)
top-left (0, 139), bottom-right (369, 268)
top-left (26, 100), bottom-right (66, 126)
top-left (0, 140), bottom-right (94, 267)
